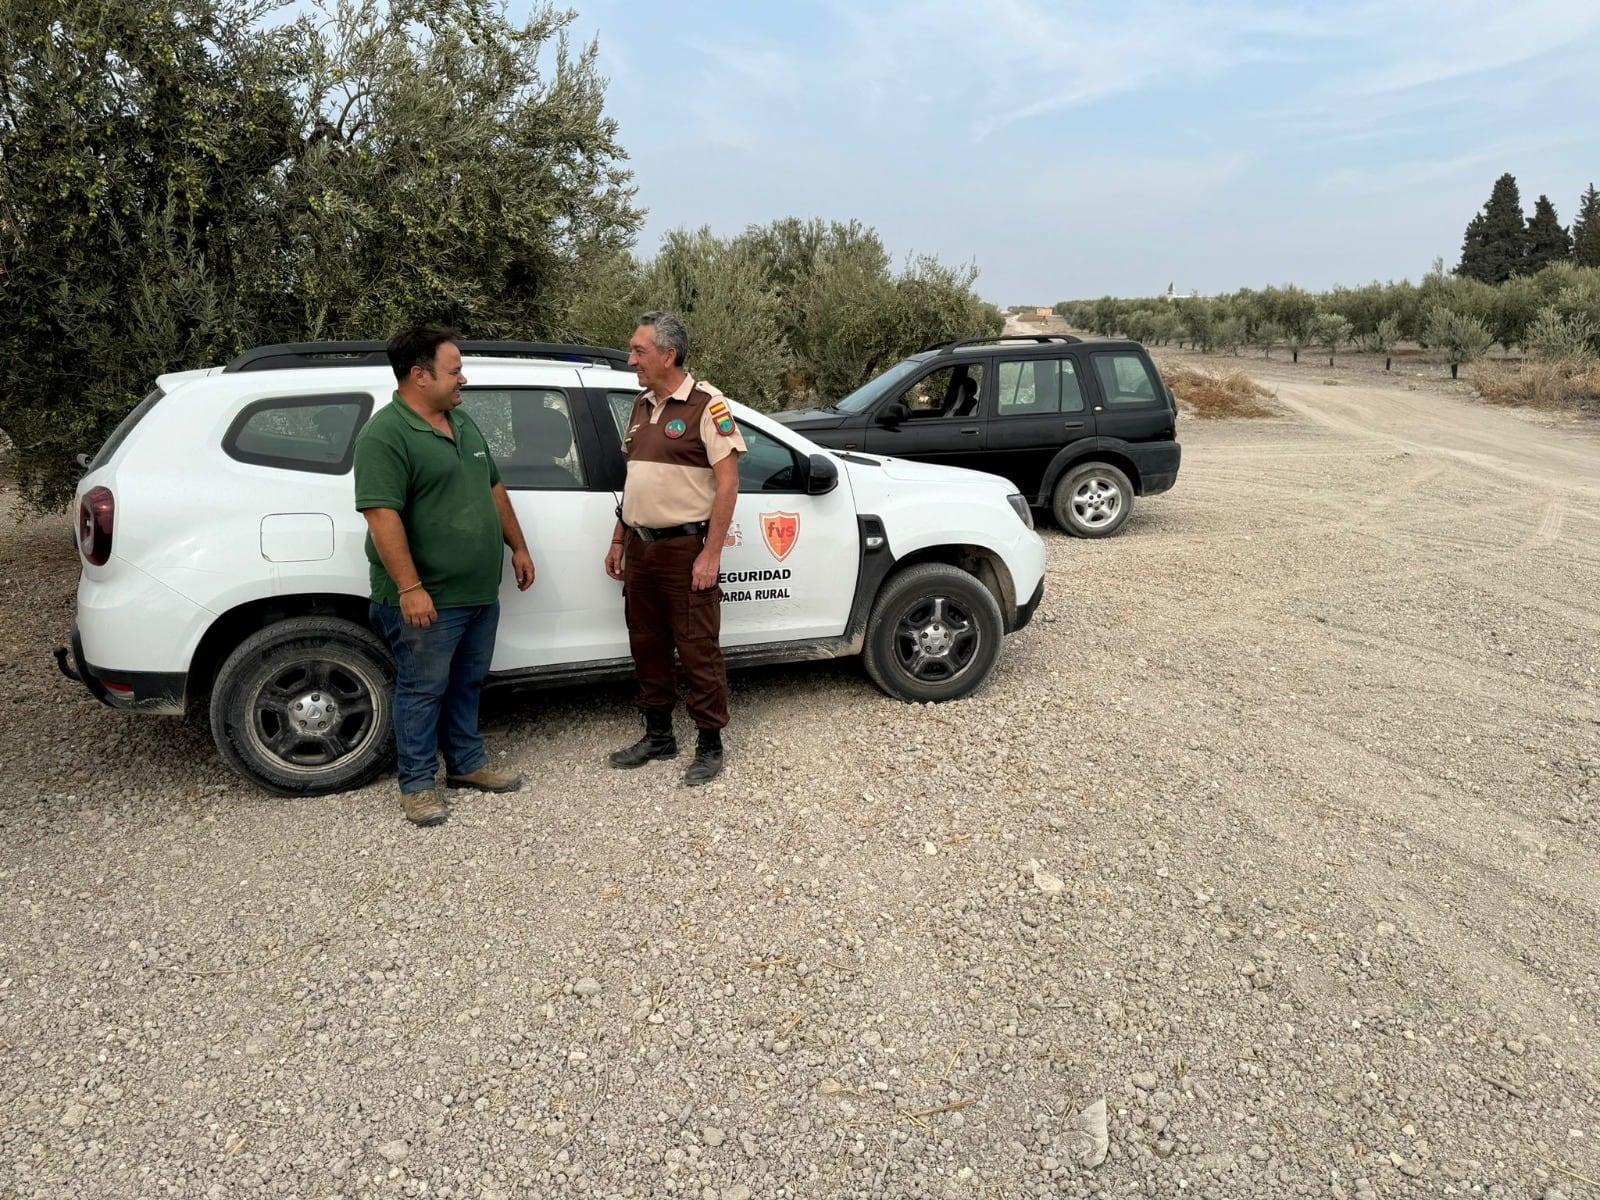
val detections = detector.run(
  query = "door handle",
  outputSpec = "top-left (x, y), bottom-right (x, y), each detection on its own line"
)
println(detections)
top-left (959, 426), bottom-right (981, 435)
top-left (1063, 421), bottom-right (1086, 429)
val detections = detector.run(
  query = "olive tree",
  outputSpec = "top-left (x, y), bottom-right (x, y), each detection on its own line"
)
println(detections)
top-left (1426, 307), bottom-right (1494, 379)
top-left (0, 0), bottom-right (643, 508)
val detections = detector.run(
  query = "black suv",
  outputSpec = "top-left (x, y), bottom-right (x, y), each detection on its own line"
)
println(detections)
top-left (772, 335), bottom-right (1180, 537)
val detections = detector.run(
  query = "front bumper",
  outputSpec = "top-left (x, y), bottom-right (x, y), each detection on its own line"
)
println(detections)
top-left (1012, 577), bottom-right (1045, 632)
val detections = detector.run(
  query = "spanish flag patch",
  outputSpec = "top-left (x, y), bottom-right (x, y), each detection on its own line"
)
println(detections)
top-left (708, 398), bottom-right (737, 437)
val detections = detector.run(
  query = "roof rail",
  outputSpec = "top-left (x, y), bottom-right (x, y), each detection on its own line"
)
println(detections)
top-left (923, 333), bottom-right (1084, 353)
top-left (223, 340), bottom-right (631, 373)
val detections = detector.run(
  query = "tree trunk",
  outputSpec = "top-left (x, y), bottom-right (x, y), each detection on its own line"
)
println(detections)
top-left (1450, 362), bottom-right (1459, 379)
top-left (1385, 356), bottom-right (1391, 371)
top-left (1292, 349), bottom-right (1299, 363)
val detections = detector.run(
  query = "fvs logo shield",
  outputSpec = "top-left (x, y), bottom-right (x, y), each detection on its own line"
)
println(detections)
top-left (759, 511), bottom-right (800, 562)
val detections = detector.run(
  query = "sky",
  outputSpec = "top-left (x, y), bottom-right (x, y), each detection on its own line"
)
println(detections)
top-left (506, 0), bottom-right (1600, 306)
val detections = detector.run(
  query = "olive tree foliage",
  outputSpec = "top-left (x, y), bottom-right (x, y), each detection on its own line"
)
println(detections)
top-left (566, 218), bottom-right (1001, 410)
top-left (1524, 306), bottom-right (1600, 363)
top-left (1313, 313), bottom-right (1352, 365)
top-left (635, 227), bottom-right (793, 412)
top-left (0, 0), bottom-right (300, 507)
top-left (265, 0), bottom-right (641, 341)
top-left (0, 0), bottom-right (641, 507)
top-left (1425, 306), bottom-right (1494, 377)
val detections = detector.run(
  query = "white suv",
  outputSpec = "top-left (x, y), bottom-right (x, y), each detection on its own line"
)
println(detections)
top-left (58, 341), bottom-right (1046, 796)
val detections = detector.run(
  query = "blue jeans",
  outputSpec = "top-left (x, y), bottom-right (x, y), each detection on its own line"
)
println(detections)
top-left (370, 602), bottom-right (500, 794)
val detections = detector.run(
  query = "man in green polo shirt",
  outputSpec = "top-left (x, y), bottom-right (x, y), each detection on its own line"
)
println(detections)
top-left (354, 325), bottom-right (535, 826)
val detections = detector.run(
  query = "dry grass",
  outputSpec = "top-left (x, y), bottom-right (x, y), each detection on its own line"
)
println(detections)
top-left (1157, 361), bottom-right (1278, 419)
top-left (1470, 361), bottom-right (1600, 412)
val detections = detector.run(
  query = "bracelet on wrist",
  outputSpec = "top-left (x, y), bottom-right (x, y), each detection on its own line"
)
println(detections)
top-left (399, 581), bottom-right (423, 595)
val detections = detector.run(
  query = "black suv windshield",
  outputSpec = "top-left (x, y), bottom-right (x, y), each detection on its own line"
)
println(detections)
top-left (834, 358), bottom-right (923, 414)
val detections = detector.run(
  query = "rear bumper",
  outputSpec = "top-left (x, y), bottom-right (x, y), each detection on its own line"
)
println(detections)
top-left (56, 622), bottom-right (186, 714)
top-left (1134, 442), bottom-right (1181, 496)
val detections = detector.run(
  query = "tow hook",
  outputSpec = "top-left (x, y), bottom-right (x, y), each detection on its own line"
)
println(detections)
top-left (54, 646), bottom-right (82, 683)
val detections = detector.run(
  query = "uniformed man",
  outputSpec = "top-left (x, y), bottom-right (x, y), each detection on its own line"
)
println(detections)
top-left (604, 312), bottom-right (746, 785)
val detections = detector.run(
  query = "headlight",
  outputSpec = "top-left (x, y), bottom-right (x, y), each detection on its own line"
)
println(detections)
top-left (1006, 493), bottom-right (1034, 529)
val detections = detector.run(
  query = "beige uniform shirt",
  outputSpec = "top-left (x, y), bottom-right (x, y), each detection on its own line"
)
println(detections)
top-left (620, 375), bottom-right (747, 528)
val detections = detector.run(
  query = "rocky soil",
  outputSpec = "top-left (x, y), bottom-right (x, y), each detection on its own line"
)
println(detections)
top-left (1, 374), bottom-right (1597, 1200)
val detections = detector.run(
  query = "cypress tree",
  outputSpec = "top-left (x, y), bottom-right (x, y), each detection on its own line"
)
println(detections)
top-left (1456, 173), bottom-right (1530, 282)
top-left (1573, 184), bottom-right (1600, 268)
top-left (1525, 195), bottom-right (1571, 272)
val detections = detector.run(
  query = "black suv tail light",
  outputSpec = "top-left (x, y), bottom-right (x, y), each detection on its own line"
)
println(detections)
top-left (78, 486), bottom-right (114, 565)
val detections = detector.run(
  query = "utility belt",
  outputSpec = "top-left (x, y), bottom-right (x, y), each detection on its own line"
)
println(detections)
top-left (628, 521), bottom-right (709, 543)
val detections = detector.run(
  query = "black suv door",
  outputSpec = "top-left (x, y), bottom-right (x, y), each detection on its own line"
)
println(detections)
top-left (861, 358), bottom-right (989, 470)
top-left (1085, 348), bottom-right (1172, 448)
top-left (986, 354), bottom-right (1090, 495)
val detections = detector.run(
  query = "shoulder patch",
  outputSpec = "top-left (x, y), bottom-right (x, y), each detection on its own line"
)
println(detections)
top-left (708, 398), bottom-right (737, 437)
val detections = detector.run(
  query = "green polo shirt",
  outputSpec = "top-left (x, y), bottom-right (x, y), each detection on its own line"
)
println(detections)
top-left (353, 394), bottom-right (504, 608)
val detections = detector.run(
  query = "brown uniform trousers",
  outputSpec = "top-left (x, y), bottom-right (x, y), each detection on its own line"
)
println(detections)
top-left (622, 530), bottom-right (729, 730)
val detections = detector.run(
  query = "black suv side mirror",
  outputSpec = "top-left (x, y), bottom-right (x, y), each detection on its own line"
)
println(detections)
top-left (804, 452), bottom-right (839, 495)
top-left (876, 402), bottom-right (910, 428)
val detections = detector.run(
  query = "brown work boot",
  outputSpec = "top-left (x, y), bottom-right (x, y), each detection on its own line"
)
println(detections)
top-left (401, 789), bottom-right (448, 826)
top-left (445, 765), bottom-right (524, 793)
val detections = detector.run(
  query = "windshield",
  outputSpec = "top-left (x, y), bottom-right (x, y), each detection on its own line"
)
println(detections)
top-left (833, 358), bottom-right (924, 414)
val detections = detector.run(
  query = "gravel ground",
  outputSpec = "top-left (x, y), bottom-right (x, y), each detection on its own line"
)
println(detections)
top-left (2, 373), bottom-right (1598, 1200)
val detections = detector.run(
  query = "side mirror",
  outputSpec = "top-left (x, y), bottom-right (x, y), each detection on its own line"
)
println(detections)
top-left (876, 402), bottom-right (910, 428)
top-left (804, 452), bottom-right (839, 495)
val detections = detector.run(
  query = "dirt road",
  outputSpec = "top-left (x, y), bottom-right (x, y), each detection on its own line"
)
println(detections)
top-left (1, 371), bottom-right (1596, 1198)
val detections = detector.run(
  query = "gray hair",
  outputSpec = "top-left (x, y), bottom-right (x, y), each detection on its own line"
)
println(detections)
top-left (638, 310), bottom-right (689, 368)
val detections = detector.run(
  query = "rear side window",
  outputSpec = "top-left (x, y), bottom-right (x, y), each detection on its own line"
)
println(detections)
top-left (1091, 353), bottom-right (1160, 406)
top-left (461, 389), bottom-right (587, 489)
top-left (89, 387), bottom-right (165, 470)
top-left (606, 390), bottom-right (638, 440)
top-left (223, 393), bottom-right (373, 474)
top-left (996, 359), bottom-right (1087, 415)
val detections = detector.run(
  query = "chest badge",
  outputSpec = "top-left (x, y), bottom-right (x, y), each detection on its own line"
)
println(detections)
top-left (664, 418), bottom-right (687, 439)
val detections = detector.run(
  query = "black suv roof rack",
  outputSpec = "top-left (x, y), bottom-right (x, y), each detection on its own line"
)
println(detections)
top-left (223, 340), bottom-right (630, 373)
top-left (922, 333), bottom-right (1084, 354)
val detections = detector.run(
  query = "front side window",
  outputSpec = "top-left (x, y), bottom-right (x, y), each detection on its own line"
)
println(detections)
top-left (737, 424), bottom-right (802, 493)
top-left (895, 362), bottom-right (986, 420)
top-left (224, 393), bottom-right (372, 474)
top-left (461, 389), bottom-right (586, 489)
top-left (1091, 353), bottom-right (1160, 406)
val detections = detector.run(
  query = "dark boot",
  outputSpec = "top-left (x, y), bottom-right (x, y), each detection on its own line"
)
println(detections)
top-left (683, 728), bottom-right (724, 787)
top-left (608, 710), bottom-right (677, 769)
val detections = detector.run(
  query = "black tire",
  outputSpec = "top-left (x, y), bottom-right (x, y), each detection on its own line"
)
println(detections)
top-left (1052, 461), bottom-right (1133, 538)
top-left (862, 563), bottom-right (1004, 703)
top-left (209, 616), bottom-right (395, 797)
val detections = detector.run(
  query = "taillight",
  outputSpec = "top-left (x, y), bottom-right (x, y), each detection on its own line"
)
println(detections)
top-left (78, 486), bottom-right (114, 565)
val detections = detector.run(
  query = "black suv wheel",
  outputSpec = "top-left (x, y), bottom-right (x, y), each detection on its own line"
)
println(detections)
top-left (210, 616), bottom-right (395, 796)
top-left (863, 564), bottom-right (1003, 702)
top-left (1053, 461), bottom-right (1133, 538)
